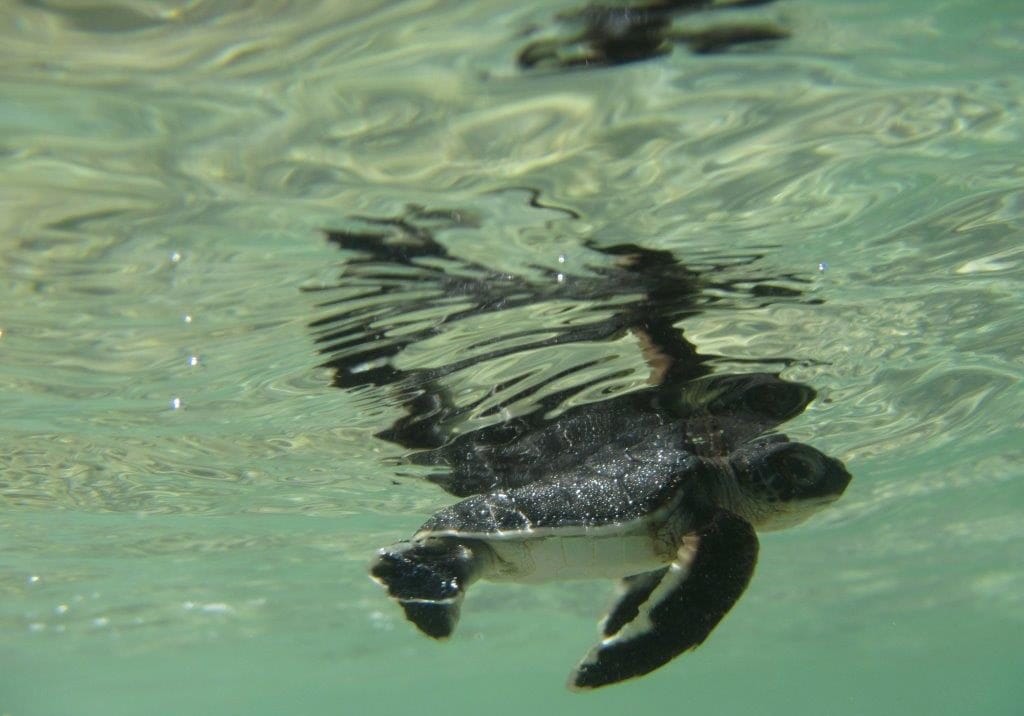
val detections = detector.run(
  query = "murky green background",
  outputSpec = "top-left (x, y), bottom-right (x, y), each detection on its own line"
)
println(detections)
top-left (1, 1), bottom-right (1022, 714)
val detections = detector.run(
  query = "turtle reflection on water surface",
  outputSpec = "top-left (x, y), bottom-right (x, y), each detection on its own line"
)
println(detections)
top-left (518, 0), bottom-right (790, 71)
top-left (309, 200), bottom-right (850, 689)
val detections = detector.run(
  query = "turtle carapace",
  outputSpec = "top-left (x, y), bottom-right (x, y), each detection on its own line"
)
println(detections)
top-left (309, 199), bottom-right (850, 689)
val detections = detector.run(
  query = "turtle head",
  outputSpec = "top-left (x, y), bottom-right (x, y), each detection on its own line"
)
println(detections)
top-left (726, 436), bottom-right (851, 530)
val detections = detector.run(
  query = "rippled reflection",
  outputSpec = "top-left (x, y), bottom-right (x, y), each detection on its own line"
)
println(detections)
top-left (518, 0), bottom-right (789, 70)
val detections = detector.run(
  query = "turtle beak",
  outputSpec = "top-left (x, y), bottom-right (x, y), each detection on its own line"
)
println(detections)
top-left (822, 456), bottom-right (852, 498)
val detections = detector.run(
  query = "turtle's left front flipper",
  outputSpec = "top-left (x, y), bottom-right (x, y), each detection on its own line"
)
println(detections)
top-left (570, 509), bottom-right (759, 690)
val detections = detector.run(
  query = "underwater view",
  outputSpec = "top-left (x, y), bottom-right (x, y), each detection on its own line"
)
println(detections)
top-left (1, 1), bottom-right (1021, 714)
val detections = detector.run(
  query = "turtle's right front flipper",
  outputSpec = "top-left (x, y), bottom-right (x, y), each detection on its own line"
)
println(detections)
top-left (570, 509), bottom-right (759, 690)
top-left (600, 567), bottom-right (669, 638)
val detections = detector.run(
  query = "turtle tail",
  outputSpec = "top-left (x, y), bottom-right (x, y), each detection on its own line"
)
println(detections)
top-left (370, 538), bottom-right (485, 639)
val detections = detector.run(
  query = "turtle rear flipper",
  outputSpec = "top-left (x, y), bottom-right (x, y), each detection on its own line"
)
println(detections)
top-left (370, 539), bottom-right (486, 639)
top-left (570, 509), bottom-right (759, 690)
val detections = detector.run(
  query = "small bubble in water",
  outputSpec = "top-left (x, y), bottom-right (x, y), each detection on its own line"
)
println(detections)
top-left (28, 575), bottom-right (40, 585)
top-left (557, 254), bottom-right (566, 264)
top-left (556, 272), bottom-right (565, 283)
top-left (817, 261), bottom-right (829, 272)
top-left (170, 251), bottom-right (182, 263)
top-left (187, 355), bottom-right (200, 367)
top-left (170, 397), bottom-right (183, 410)
top-left (183, 313), bottom-right (193, 324)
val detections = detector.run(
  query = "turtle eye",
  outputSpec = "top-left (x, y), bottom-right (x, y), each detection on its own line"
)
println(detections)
top-left (769, 451), bottom-right (798, 476)
top-left (785, 454), bottom-right (816, 481)
top-left (768, 448), bottom-right (822, 492)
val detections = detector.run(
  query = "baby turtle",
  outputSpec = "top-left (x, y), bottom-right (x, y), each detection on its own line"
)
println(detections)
top-left (370, 397), bottom-right (849, 690)
top-left (310, 200), bottom-right (850, 689)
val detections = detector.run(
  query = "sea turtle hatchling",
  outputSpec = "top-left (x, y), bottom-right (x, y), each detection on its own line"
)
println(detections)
top-left (370, 407), bottom-right (850, 690)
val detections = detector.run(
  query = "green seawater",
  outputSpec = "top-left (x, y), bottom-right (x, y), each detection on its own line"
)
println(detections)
top-left (1, 1), bottom-right (1022, 714)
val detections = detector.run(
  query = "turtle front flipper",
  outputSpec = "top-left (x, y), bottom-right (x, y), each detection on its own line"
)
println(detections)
top-left (570, 509), bottom-right (759, 690)
top-left (600, 567), bottom-right (669, 637)
top-left (370, 538), bottom-right (486, 639)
